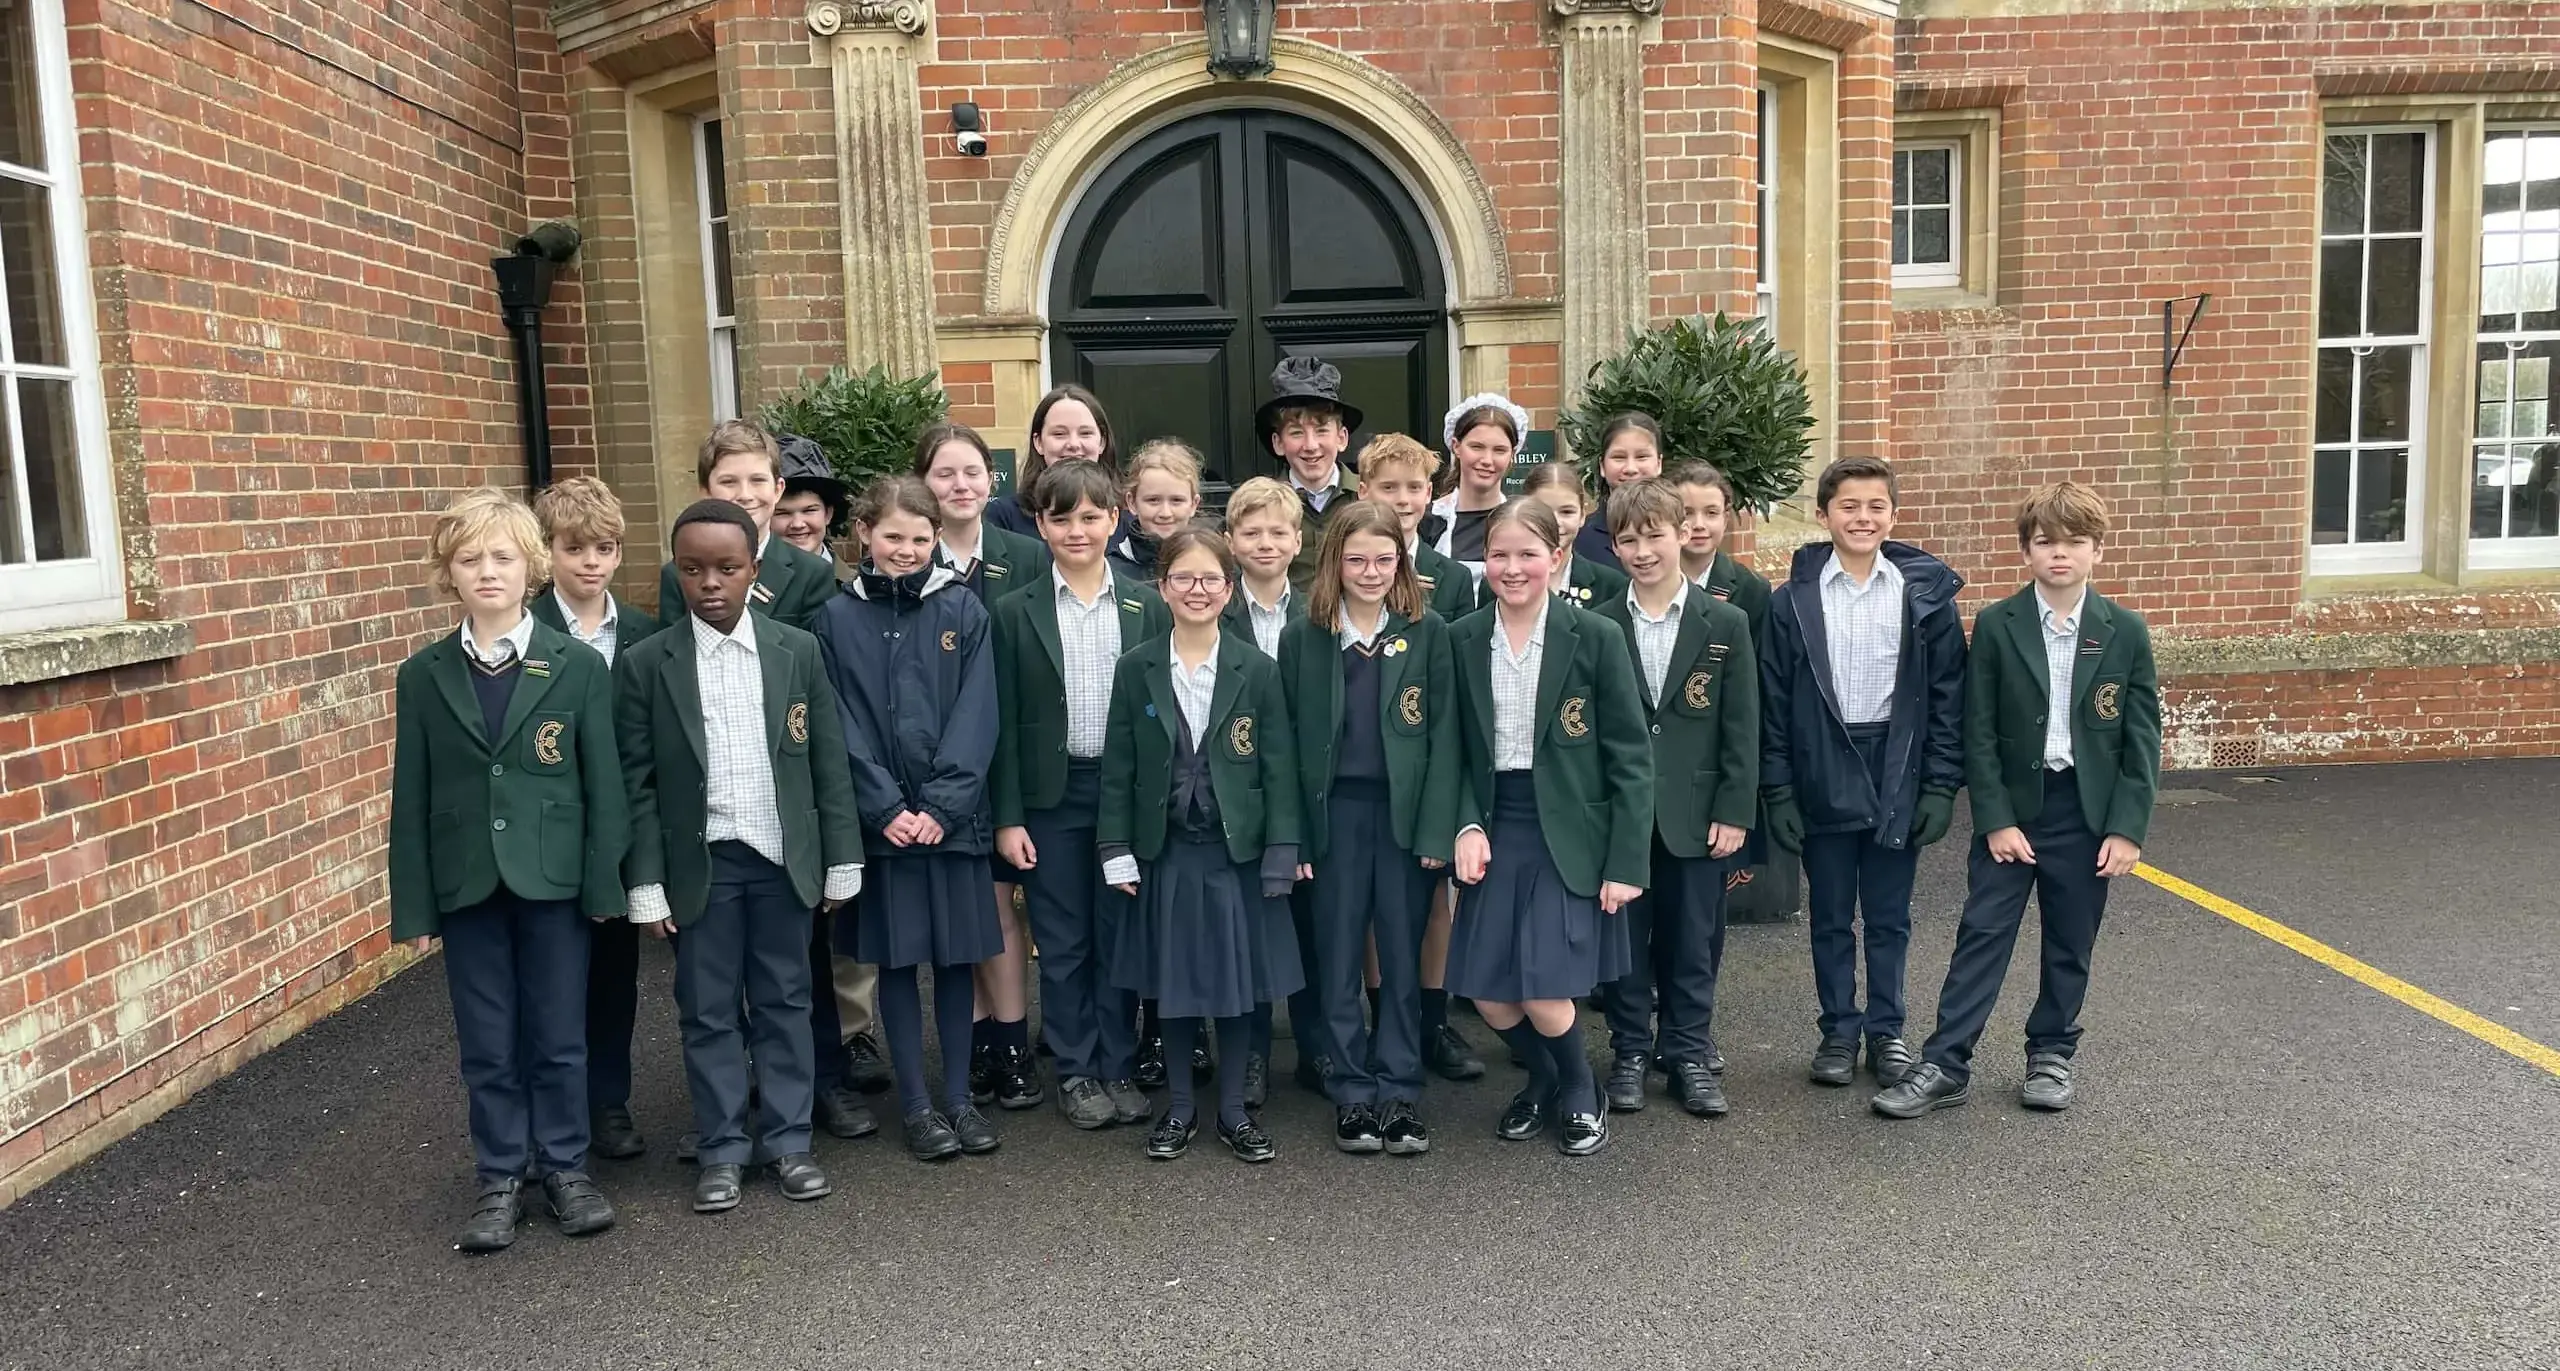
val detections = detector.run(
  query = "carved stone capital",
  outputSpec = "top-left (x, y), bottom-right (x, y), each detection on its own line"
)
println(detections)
top-left (1548, 0), bottom-right (1660, 16)
top-left (806, 0), bottom-right (927, 37)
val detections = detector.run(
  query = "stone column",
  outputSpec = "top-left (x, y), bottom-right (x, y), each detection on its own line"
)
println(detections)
top-left (1551, 0), bottom-right (1656, 404)
top-left (807, 0), bottom-right (939, 379)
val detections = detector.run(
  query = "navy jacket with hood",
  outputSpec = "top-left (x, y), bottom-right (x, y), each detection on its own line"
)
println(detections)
top-left (1759, 539), bottom-right (1966, 847)
top-left (815, 561), bottom-right (999, 856)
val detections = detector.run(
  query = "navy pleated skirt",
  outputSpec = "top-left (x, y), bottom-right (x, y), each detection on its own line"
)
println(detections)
top-left (1110, 836), bottom-right (1305, 1020)
top-left (1449, 772), bottom-right (1629, 1002)
top-left (842, 850), bottom-right (1004, 970)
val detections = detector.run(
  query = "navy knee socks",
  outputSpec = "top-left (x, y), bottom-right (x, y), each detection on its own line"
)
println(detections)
top-left (1421, 988), bottom-right (1449, 1041)
top-left (1163, 1017), bottom-right (1198, 1125)
top-left (1541, 1019), bottom-right (1598, 1115)
top-left (934, 967), bottom-right (975, 1113)
top-left (1216, 1015), bottom-right (1252, 1130)
top-left (880, 964), bottom-right (981, 1117)
top-left (1495, 1021), bottom-right (1555, 1101)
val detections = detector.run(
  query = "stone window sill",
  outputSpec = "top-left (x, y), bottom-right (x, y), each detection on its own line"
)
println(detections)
top-left (0, 620), bottom-right (193, 688)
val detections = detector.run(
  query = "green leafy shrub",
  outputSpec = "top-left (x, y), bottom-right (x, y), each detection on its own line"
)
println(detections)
top-left (761, 365), bottom-right (949, 490)
top-left (1556, 313), bottom-right (1814, 512)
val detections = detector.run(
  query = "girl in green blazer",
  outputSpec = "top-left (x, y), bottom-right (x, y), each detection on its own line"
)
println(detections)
top-left (1446, 498), bottom-right (1654, 1158)
top-left (1099, 530), bottom-right (1304, 1164)
top-left (1277, 500), bottom-right (1459, 1156)
top-left (1520, 462), bottom-right (1631, 610)
top-left (915, 420), bottom-right (1049, 1110)
top-left (388, 489), bottom-right (627, 1253)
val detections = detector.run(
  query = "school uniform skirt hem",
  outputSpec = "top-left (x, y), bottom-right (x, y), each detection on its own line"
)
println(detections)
top-left (1448, 773), bottom-right (1629, 1003)
top-left (842, 851), bottom-right (1003, 969)
top-left (1109, 836), bottom-right (1304, 1021)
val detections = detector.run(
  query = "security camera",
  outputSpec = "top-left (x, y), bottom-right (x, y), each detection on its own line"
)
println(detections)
top-left (952, 101), bottom-right (987, 157)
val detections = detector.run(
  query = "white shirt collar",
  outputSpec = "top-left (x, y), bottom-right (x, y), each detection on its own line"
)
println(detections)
top-left (1497, 599), bottom-right (1551, 658)
top-left (1244, 581), bottom-right (1290, 615)
top-left (552, 586), bottom-right (616, 633)
top-left (1822, 550), bottom-right (1900, 593)
top-left (939, 530), bottom-right (981, 572)
top-left (2038, 586), bottom-right (2088, 636)
top-left (1053, 565), bottom-right (1111, 609)
top-left (1289, 466), bottom-right (1341, 498)
top-left (1339, 605), bottom-right (1387, 649)
top-left (461, 613), bottom-right (536, 665)
top-left (690, 609), bottom-right (759, 655)
top-left (1627, 580), bottom-right (1687, 624)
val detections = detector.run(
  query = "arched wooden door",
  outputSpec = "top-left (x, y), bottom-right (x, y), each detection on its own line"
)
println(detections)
top-left (1048, 110), bottom-right (1449, 493)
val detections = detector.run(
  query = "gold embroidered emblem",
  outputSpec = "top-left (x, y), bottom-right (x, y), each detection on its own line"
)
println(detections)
top-left (2094, 682), bottom-right (2121, 721)
top-left (1229, 715), bottom-right (1255, 757)
top-left (1399, 684), bottom-right (1424, 727)
top-left (941, 630), bottom-right (957, 651)
top-left (1683, 671), bottom-right (1712, 710)
top-left (1560, 696), bottom-right (1589, 739)
top-left (787, 701), bottom-right (810, 744)
top-left (533, 720), bottom-right (565, 765)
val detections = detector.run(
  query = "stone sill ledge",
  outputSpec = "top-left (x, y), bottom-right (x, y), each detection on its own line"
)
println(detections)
top-left (0, 620), bottom-right (194, 688)
top-left (2159, 624), bottom-right (2560, 679)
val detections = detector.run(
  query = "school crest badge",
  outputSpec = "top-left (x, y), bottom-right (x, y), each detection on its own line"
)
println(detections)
top-left (2094, 682), bottom-right (2121, 721)
top-left (787, 701), bottom-right (810, 744)
top-left (1683, 670), bottom-right (1712, 710)
top-left (1560, 696), bottom-right (1589, 739)
top-left (533, 719), bottom-right (565, 766)
top-left (1399, 684), bottom-right (1424, 727)
top-left (1229, 715), bottom-right (1256, 757)
top-left (941, 630), bottom-right (957, 651)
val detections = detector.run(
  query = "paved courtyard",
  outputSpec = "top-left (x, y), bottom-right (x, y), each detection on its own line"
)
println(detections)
top-left (3, 760), bottom-right (2555, 1370)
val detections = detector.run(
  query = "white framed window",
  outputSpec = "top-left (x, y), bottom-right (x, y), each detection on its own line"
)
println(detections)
top-left (2312, 128), bottom-right (2432, 574)
top-left (1892, 142), bottom-right (1962, 288)
top-left (0, 0), bottom-right (117, 634)
top-left (2469, 125), bottom-right (2560, 569)
top-left (694, 115), bottom-right (740, 424)
top-left (1754, 84), bottom-right (1778, 321)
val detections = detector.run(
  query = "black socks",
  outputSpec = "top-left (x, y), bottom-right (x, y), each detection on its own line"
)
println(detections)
top-left (1421, 988), bottom-right (1449, 1040)
top-left (1540, 1020), bottom-right (1597, 1116)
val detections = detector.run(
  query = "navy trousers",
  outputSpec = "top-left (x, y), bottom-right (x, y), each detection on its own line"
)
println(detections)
top-left (1799, 722), bottom-right (1918, 1044)
top-left (1022, 761), bottom-right (1136, 1083)
top-left (583, 915), bottom-right (639, 1112)
top-left (1309, 783), bottom-right (1430, 1104)
top-left (442, 890), bottom-right (591, 1183)
top-left (673, 842), bottom-right (817, 1166)
top-left (1602, 837), bottom-right (1731, 1062)
top-left (1923, 768), bottom-right (2111, 1082)
top-left (809, 908), bottom-right (848, 1091)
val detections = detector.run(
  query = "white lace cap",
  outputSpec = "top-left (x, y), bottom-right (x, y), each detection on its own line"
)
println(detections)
top-left (1442, 393), bottom-right (1531, 451)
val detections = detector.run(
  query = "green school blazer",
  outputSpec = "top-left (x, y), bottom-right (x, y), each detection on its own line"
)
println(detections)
top-left (1449, 600), bottom-right (1655, 896)
top-left (1097, 631), bottom-right (1302, 863)
top-left (1414, 542), bottom-right (1477, 622)
top-left (1965, 585), bottom-right (2161, 846)
top-left (1596, 589), bottom-right (1760, 856)
top-left (1277, 609), bottom-right (1461, 864)
top-left (527, 588), bottom-right (664, 664)
top-left (989, 569), bottom-right (1171, 827)
top-left (1553, 555), bottom-right (1630, 612)
top-left (1287, 472), bottom-right (1363, 592)
top-left (615, 616), bottom-right (866, 926)
top-left (1698, 549), bottom-right (1771, 648)
top-left (655, 534), bottom-right (837, 635)
top-left (975, 522), bottom-right (1052, 600)
top-left (387, 621), bottom-right (629, 941)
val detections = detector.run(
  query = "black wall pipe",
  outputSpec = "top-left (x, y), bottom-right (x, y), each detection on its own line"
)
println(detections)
top-left (491, 223), bottom-right (581, 493)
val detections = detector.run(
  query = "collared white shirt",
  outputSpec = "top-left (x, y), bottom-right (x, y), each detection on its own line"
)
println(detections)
top-left (1291, 468), bottom-right (1343, 513)
top-left (1055, 568), bottom-right (1122, 758)
top-left (2039, 587), bottom-right (2086, 770)
top-left (460, 613), bottom-right (535, 670)
top-left (629, 612), bottom-right (858, 923)
top-left (1339, 605), bottom-right (1387, 652)
top-left (1169, 640), bottom-right (1219, 744)
top-left (1243, 583), bottom-right (1291, 659)
top-left (1820, 552), bottom-right (1904, 725)
top-left (552, 588), bottom-right (619, 667)
top-left (1626, 583), bottom-right (1687, 710)
top-left (938, 531), bottom-right (982, 578)
top-left (1489, 601), bottom-right (1547, 771)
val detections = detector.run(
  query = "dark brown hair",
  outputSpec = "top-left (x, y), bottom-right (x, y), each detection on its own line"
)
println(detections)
top-left (912, 420), bottom-right (993, 476)
top-left (1158, 526), bottom-right (1238, 580)
top-left (1664, 459), bottom-right (1739, 510)
top-left (1022, 384), bottom-right (1119, 491)
top-left (2015, 481), bottom-right (2111, 546)
top-left (1815, 455), bottom-right (1899, 510)
top-left (1029, 459), bottom-right (1122, 521)
top-left (1604, 479), bottom-right (1685, 542)
top-left (853, 473), bottom-right (943, 531)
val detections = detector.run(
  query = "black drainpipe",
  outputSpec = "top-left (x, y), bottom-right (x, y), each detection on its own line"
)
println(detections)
top-left (491, 222), bottom-right (582, 492)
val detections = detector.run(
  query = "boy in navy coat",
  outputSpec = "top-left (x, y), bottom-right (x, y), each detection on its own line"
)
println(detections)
top-left (1876, 483), bottom-right (2159, 1118)
top-left (1760, 456), bottom-right (1965, 1090)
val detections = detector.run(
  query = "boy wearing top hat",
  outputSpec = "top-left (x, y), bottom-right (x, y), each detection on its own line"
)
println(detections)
top-left (1260, 356), bottom-right (1364, 593)
top-left (620, 500), bottom-right (866, 1214)
top-left (656, 421), bottom-right (839, 634)
top-left (771, 433), bottom-right (852, 571)
top-left (1874, 482), bottom-right (2158, 1118)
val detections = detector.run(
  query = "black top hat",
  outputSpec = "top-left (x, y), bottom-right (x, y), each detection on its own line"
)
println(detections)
top-left (776, 433), bottom-right (848, 511)
top-left (1254, 356), bottom-right (1364, 435)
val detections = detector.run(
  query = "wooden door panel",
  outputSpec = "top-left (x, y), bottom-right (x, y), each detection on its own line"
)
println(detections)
top-left (1070, 339), bottom-right (1245, 485)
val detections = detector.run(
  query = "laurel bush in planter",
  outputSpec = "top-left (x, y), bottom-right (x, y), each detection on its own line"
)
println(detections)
top-left (1556, 313), bottom-right (1814, 512)
top-left (761, 365), bottom-right (949, 491)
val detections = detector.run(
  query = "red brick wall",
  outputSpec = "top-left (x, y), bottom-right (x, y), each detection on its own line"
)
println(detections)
top-left (1889, 5), bottom-right (2560, 635)
top-left (2164, 664), bottom-right (2560, 767)
top-left (1, 0), bottom-right (551, 1201)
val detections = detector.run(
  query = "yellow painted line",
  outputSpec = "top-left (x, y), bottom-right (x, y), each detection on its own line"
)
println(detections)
top-left (2134, 862), bottom-right (2560, 1080)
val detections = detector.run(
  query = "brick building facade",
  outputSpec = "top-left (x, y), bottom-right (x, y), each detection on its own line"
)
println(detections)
top-left (2, 0), bottom-right (2555, 1199)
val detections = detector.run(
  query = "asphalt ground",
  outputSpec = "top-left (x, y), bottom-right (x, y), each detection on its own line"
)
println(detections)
top-left (3, 759), bottom-right (2556, 1370)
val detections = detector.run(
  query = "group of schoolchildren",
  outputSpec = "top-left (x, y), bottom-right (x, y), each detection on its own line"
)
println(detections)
top-left (387, 352), bottom-right (2162, 1254)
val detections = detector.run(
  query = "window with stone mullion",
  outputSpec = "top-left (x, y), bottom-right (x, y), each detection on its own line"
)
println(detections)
top-left (2470, 125), bottom-right (2560, 565)
top-left (2313, 129), bottom-right (2431, 570)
